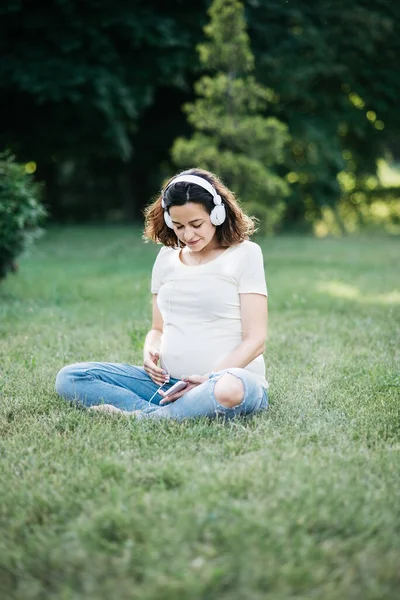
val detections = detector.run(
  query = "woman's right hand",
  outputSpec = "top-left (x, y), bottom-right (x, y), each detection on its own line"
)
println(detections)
top-left (143, 349), bottom-right (170, 385)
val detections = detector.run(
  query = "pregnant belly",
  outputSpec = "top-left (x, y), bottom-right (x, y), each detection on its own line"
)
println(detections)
top-left (160, 328), bottom-right (240, 379)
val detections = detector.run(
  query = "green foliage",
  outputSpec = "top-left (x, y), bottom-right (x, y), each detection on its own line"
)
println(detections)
top-left (310, 157), bottom-right (400, 236)
top-left (171, 0), bottom-right (290, 233)
top-left (0, 1), bottom-right (204, 163)
top-left (248, 0), bottom-right (400, 225)
top-left (0, 153), bottom-right (46, 280)
top-left (198, 0), bottom-right (254, 72)
top-left (314, 186), bottom-right (400, 237)
top-left (1, 0), bottom-right (399, 228)
top-left (0, 228), bottom-right (399, 598)
top-left (0, 0), bottom-right (208, 219)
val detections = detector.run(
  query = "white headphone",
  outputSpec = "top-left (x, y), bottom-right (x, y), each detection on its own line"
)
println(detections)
top-left (161, 174), bottom-right (226, 228)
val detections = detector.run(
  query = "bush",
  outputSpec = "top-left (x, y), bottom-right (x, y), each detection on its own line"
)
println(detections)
top-left (0, 152), bottom-right (46, 280)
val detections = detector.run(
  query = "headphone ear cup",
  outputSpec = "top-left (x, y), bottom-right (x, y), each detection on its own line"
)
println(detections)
top-left (164, 211), bottom-right (174, 229)
top-left (210, 204), bottom-right (226, 226)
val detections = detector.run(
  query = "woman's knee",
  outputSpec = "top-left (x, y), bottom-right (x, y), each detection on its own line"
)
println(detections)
top-left (214, 373), bottom-right (244, 408)
top-left (55, 363), bottom-right (86, 398)
top-left (55, 365), bottom-right (72, 397)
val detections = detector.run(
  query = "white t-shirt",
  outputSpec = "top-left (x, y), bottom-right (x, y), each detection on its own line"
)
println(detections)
top-left (151, 240), bottom-right (268, 388)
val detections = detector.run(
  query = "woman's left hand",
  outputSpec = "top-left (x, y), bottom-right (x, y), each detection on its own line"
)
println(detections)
top-left (159, 374), bottom-right (208, 404)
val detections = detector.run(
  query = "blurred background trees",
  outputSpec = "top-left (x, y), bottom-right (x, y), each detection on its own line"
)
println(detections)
top-left (247, 0), bottom-right (400, 233)
top-left (171, 0), bottom-right (290, 233)
top-left (1, 0), bottom-right (399, 233)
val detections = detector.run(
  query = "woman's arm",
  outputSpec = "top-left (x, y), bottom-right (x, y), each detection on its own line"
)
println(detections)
top-left (143, 295), bottom-right (163, 354)
top-left (211, 293), bottom-right (268, 371)
top-left (143, 295), bottom-right (169, 385)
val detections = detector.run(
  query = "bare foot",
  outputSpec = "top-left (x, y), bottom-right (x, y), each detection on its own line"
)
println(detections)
top-left (89, 404), bottom-right (129, 415)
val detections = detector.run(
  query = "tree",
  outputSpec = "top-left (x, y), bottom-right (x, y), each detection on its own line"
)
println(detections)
top-left (171, 0), bottom-right (290, 233)
top-left (248, 0), bottom-right (400, 227)
top-left (0, 0), bottom-right (208, 218)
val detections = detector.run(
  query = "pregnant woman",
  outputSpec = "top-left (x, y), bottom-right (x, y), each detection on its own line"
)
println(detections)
top-left (55, 168), bottom-right (269, 420)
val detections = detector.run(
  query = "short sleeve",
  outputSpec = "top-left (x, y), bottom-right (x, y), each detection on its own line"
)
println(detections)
top-left (151, 247), bottom-right (169, 293)
top-left (238, 242), bottom-right (268, 296)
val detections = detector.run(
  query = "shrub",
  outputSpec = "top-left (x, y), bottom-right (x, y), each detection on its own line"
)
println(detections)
top-left (0, 152), bottom-right (46, 280)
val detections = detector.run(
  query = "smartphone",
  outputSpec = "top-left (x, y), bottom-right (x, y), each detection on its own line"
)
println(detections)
top-left (162, 380), bottom-right (188, 397)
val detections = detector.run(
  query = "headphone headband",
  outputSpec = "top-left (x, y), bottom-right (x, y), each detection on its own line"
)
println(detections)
top-left (161, 173), bottom-right (226, 228)
top-left (162, 174), bottom-right (221, 208)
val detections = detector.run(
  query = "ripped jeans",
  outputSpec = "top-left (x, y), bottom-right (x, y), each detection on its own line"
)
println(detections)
top-left (55, 363), bottom-right (268, 421)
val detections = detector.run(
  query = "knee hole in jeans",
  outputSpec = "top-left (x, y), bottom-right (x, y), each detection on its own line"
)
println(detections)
top-left (214, 373), bottom-right (245, 408)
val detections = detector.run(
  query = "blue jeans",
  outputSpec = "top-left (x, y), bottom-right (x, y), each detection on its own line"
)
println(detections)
top-left (55, 363), bottom-right (268, 421)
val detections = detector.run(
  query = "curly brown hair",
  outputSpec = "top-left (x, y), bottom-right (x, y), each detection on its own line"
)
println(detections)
top-left (143, 168), bottom-right (256, 248)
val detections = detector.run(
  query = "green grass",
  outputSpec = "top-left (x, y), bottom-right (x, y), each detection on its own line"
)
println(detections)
top-left (0, 226), bottom-right (399, 600)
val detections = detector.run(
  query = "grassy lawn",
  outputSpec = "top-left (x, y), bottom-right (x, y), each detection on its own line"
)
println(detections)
top-left (0, 226), bottom-right (399, 600)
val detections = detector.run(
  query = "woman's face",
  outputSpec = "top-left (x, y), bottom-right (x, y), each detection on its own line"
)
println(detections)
top-left (169, 202), bottom-right (217, 251)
